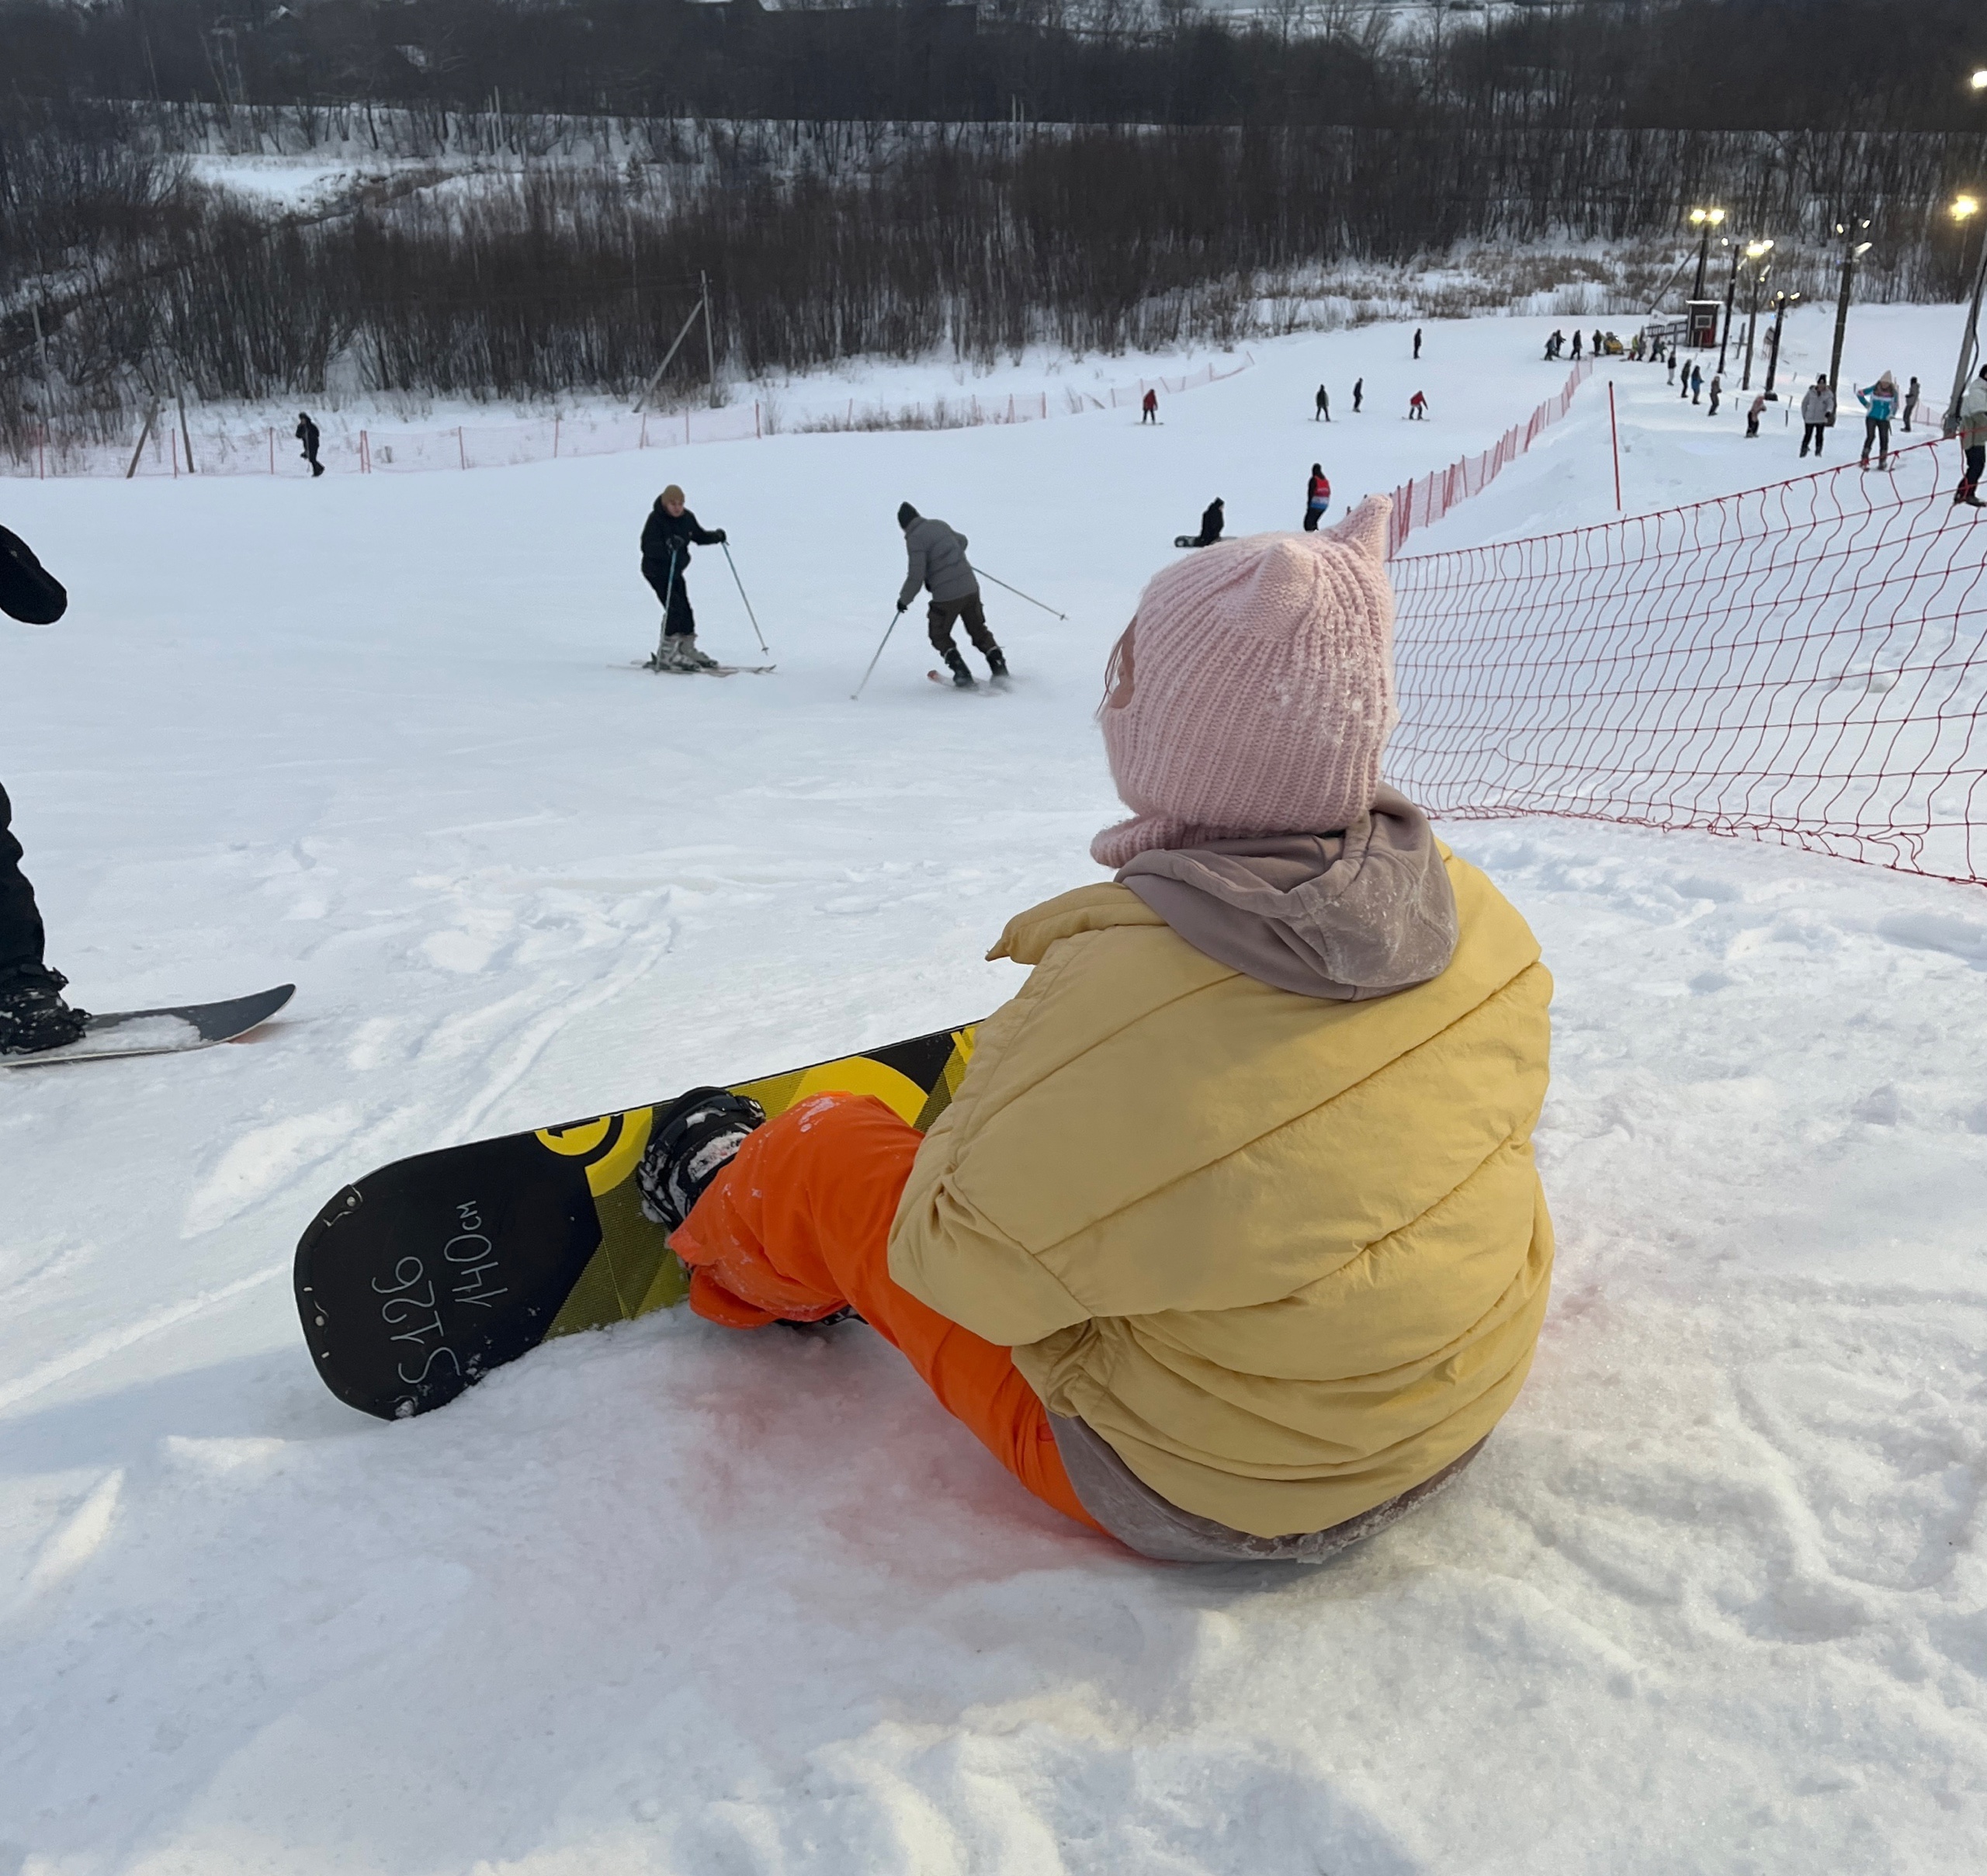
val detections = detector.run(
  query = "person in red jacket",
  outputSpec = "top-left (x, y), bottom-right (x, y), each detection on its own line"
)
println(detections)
top-left (1140, 388), bottom-right (1158, 425)
top-left (1302, 464), bottom-right (1331, 531)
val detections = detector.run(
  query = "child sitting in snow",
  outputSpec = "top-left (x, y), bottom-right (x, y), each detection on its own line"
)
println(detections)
top-left (635, 498), bottom-right (1556, 1560)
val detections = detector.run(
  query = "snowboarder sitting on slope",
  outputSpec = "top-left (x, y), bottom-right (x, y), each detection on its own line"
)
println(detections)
top-left (640, 484), bottom-right (727, 671)
top-left (1302, 463), bottom-right (1331, 531)
top-left (0, 525), bottom-right (87, 1055)
top-left (896, 502), bottom-right (1007, 690)
top-left (1192, 498), bottom-right (1225, 546)
top-left (633, 498), bottom-right (1556, 1561)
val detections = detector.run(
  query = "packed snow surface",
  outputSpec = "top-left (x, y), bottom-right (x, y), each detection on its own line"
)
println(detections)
top-left (4, 304), bottom-right (1985, 1871)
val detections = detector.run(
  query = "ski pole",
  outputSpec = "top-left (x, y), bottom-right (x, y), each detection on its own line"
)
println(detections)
top-left (973, 568), bottom-right (1066, 621)
top-left (649, 547), bottom-right (681, 670)
top-left (851, 607), bottom-right (903, 701)
top-left (720, 541), bottom-right (771, 655)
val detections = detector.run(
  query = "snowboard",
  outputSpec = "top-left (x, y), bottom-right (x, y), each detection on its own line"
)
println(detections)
top-left (2, 983), bottom-right (295, 1070)
top-left (295, 1019), bottom-right (980, 1420)
top-left (1174, 536), bottom-right (1215, 550)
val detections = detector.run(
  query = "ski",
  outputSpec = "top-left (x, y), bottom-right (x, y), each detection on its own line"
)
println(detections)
top-left (2, 984), bottom-right (296, 1070)
top-left (623, 661), bottom-right (776, 676)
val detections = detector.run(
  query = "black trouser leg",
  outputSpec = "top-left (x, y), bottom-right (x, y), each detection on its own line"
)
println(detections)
top-left (0, 782), bottom-right (55, 993)
top-left (645, 566), bottom-right (695, 638)
top-left (928, 595), bottom-right (999, 659)
top-left (1959, 443), bottom-right (1985, 501)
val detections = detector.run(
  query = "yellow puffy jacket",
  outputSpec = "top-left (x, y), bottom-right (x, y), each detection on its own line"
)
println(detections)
top-left (887, 846), bottom-right (1553, 1538)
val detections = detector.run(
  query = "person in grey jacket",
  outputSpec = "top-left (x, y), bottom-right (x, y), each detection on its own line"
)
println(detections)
top-left (1800, 377), bottom-right (1836, 458)
top-left (896, 502), bottom-right (1007, 688)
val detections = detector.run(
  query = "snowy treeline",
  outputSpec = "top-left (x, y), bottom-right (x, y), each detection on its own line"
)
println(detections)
top-left (5, 106), bottom-right (1986, 456)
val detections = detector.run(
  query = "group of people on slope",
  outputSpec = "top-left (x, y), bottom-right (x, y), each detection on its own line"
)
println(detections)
top-left (1181, 463), bottom-right (1333, 549)
top-left (639, 484), bottom-right (1008, 687)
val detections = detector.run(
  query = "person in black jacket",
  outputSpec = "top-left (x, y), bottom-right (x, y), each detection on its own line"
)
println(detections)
top-left (0, 525), bottom-right (87, 1054)
top-left (1195, 498), bottom-right (1225, 546)
top-left (295, 412), bottom-right (324, 477)
top-left (640, 484), bottom-right (727, 671)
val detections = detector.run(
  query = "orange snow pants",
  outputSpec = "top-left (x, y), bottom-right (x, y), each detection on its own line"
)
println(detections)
top-left (670, 1094), bottom-right (1104, 1534)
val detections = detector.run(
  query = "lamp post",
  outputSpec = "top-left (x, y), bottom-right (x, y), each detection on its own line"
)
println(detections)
top-left (1715, 236), bottom-right (1744, 375)
top-left (1944, 192), bottom-right (1987, 435)
top-left (1762, 290), bottom-right (1800, 400)
top-left (1739, 241), bottom-right (1774, 388)
top-left (1827, 217), bottom-right (1874, 394)
top-left (1689, 205), bottom-right (1726, 301)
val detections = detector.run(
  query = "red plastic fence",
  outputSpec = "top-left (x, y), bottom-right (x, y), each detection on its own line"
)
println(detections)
top-left (1389, 358), bottom-right (1595, 556)
top-left (1389, 435), bottom-right (1987, 886)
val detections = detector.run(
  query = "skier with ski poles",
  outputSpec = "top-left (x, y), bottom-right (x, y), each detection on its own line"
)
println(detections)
top-left (0, 525), bottom-right (86, 1055)
top-left (632, 495), bottom-right (1555, 1562)
top-left (896, 502), bottom-right (1007, 689)
top-left (640, 484), bottom-right (728, 672)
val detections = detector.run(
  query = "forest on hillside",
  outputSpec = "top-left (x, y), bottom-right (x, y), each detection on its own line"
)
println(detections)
top-left (5, 0), bottom-right (1986, 456)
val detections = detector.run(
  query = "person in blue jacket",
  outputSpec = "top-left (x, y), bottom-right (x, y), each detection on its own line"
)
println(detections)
top-left (1856, 373), bottom-right (1899, 470)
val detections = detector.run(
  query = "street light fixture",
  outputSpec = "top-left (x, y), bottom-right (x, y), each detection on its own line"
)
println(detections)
top-left (1689, 206), bottom-right (1727, 300)
top-left (1971, 68), bottom-right (1987, 91)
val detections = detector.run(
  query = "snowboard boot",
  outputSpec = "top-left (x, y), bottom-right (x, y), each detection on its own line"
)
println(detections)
top-left (635, 1086), bottom-right (765, 1232)
top-left (985, 647), bottom-right (1010, 682)
top-left (0, 972), bottom-right (88, 1056)
top-left (942, 647), bottom-right (974, 688)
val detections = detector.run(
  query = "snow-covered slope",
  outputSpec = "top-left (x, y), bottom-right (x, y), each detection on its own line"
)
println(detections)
top-left (2, 306), bottom-right (1984, 1872)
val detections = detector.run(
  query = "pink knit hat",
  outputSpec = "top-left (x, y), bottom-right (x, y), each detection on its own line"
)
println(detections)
top-left (1092, 495), bottom-right (1396, 869)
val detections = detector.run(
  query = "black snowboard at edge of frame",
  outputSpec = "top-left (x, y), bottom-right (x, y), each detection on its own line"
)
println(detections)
top-left (0, 984), bottom-right (295, 1069)
top-left (294, 1020), bottom-right (980, 1421)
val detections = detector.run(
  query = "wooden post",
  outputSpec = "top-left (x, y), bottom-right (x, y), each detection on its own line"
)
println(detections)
top-left (175, 385), bottom-right (196, 474)
top-left (127, 404), bottom-right (158, 480)
top-left (1608, 380), bottom-right (1623, 511)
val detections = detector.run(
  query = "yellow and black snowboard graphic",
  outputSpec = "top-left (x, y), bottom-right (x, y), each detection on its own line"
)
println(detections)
top-left (295, 1022), bottom-right (979, 1420)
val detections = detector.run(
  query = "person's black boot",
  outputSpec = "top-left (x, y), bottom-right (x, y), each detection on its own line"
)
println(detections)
top-left (635, 1087), bottom-right (765, 1231)
top-left (0, 973), bottom-right (89, 1056)
top-left (985, 646), bottom-right (1010, 681)
top-left (944, 647), bottom-right (975, 689)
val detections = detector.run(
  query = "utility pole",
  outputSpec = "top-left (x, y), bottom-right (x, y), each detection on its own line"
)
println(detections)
top-left (1688, 205), bottom-right (1725, 300)
top-left (1944, 194), bottom-right (1987, 434)
top-left (1828, 218), bottom-right (1873, 394)
top-left (1736, 240), bottom-right (1773, 389)
top-left (701, 269), bottom-right (717, 408)
top-left (1715, 238), bottom-right (1741, 376)
top-left (1763, 290), bottom-right (1799, 400)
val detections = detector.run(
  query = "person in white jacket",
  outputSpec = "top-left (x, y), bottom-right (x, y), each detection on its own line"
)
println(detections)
top-left (1799, 377), bottom-right (1836, 458)
top-left (1954, 366), bottom-right (1987, 508)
